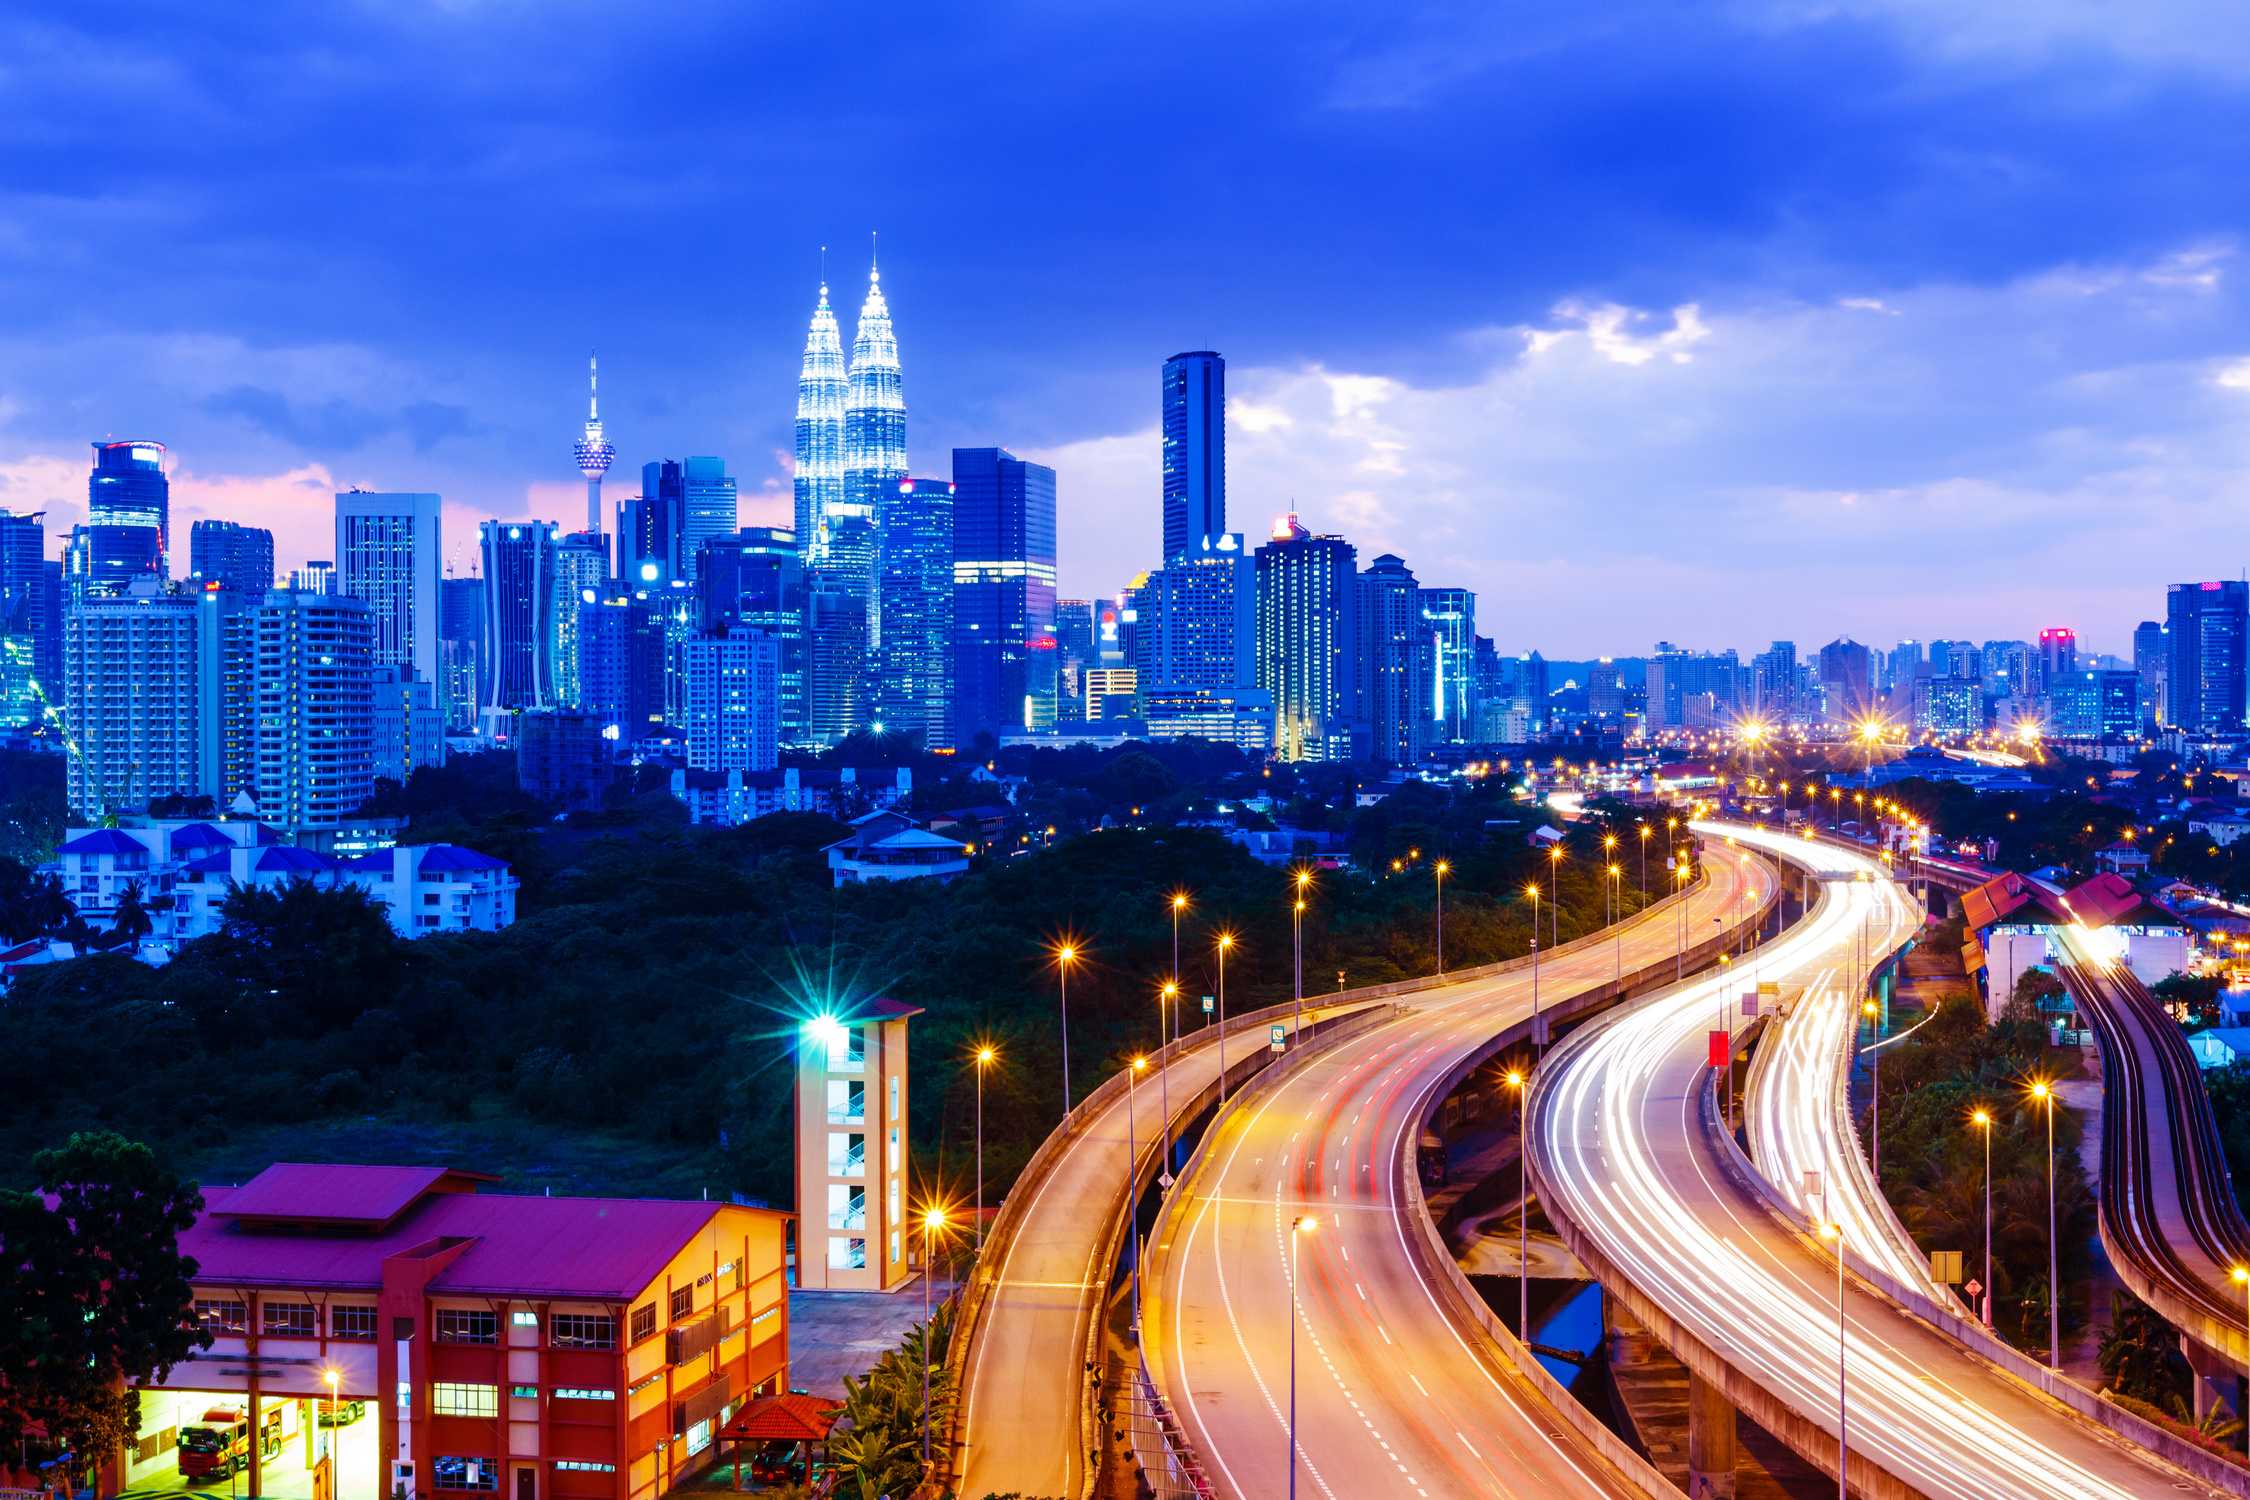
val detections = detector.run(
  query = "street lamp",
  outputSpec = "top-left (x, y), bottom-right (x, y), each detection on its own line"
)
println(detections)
top-left (1217, 932), bottom-right (1235, 1097)
top-left (1055, 944), bottom-right (1079, 1114)
top-left (1526, 885), bottom-right (1542, 1056)
top-left (322, 1369), bottom-right (338, 1465)
top-left (1290, 1214), bottom-right (1320, 1500)
top-left (1863, 998), bottom-right (1881, 1177)
top-left (2233, 1269), bottom-right (2249, 1394)
top-left (1639, 824), bottom-right (1650, 908)
top-left (1435, 861), bottom-right (1450, 977)
top-left (1507, 1070), bottom-right (1528, 1335)
top-left (974, 1048), bottom-right (996, 1251)
top-left (1973, 1109), bottom-right (1992, 1325)
top-left (1609, 866), bottom-right (1623, 982)
top-left (1127, 1057), bottom-right (1147, 1327)
top-left (1170, 893), bottom-right (1189, 1017)
top-left (1547, 844), bottom-right (1564, 951)
top-left (1294, 869), bottom-right (1313, 1034)
top-left (920, 1206), bottom-right (947, 1470)
top-left (2031, 1080), bottom-right (2059, 1368)
top-left (1158, 985), bottom-right (1176, 1179)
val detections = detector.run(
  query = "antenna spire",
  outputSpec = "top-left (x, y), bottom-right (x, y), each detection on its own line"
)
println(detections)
top-left (588, 350), bottom-right (599, 421)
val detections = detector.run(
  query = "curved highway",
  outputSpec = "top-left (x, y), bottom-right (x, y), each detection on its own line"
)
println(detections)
top-left (1141, 850), bottom-right (1772, 1499)
top-left (1532, 823), bottom-right (2203, 1500)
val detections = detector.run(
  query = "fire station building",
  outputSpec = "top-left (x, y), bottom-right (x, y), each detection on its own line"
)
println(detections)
top-left (131, 1163), bottom-right (791, 1500)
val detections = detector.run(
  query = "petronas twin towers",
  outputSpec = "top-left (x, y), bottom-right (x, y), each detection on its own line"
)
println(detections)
top-left (793, 265), bottom-right (905, 581)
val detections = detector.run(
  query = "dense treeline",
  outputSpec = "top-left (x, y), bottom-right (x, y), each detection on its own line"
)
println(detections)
top-left (0, 744), bottom-right (1681, 1213)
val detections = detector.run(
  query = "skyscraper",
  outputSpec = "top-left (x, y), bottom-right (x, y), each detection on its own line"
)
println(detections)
top-left (439, 576), bottom-right (485, 732)
top-left (577, 588), bottom-right (669, 745)
top-left (626, 460), bottom-right (686, 584)
top-left (681, 632), bottom-right (781, 774)
top-left (1255, 516), bottom-right (1357, 762)
top-left (1421, 588), bottom-right (1476, 742)
top-left (1357, 554), bottom-right (1429, 766)
top-left (479, 521), bottom-right (561, 715)
top-left (873, 478), bottom-right (955, 750)
top-left (701, 528), bottom-right (808, 748)
top-left (87, 441), bottom-right (169, 587)
top-left (2037, 628), bottom-right (2077, 695)
top-left (951, 448), bottom-right (1057, 745)
top-left (843, 266), bottom-right (907, 526)
top-left (1818, 638), bottom-right (1873, 723)
top-left (1162, 352), bottom-right (1225, 563)
top-left (189, 520), bottom-right (275, 594)
top-left (680, 457), bottom-right (738, 582)
top-left (1140, 534), bottom-right (1256, 690)
top-left (253, 590), bottom-right (375, 842)
top-left (573, 354), bottom-right (615, 540)
top-left (795, 284), bottom-right (848, 568)
top-left (550, 531), bottom-right (610, 708)
top-left (334, 491), bottom-right (442, 698)
top-left (2166, 582), bottom-right (2247, 736)
top-left (0, 511), bottom-right (50, 706)
top-left (2133, 619), bottom-right (2167, 727)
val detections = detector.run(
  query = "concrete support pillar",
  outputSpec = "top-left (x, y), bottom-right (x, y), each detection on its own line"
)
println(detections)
top-left (1686, 1367), bottom-right (1738, 1500)
top-left (2183, 1333), bottom-right (2237, 1426)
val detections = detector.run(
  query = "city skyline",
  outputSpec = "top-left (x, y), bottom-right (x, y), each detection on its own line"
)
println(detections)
top-left (1, 5), bottom-right (2243, 653)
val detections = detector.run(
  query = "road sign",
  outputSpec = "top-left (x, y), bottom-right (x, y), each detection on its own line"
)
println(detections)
top-left (1708, 1030), bottom-right (1730, 1068)
top-left (1930, 1249), bottom-right (1964, 1284)
top-left (1740, 990), bottom-right (1759, 1017)
top-left (1270, 1024), bottom-right (1286, 1053)
top-left (1964, 1278), bottom-right (1983, 1300)
top-left (1532, 1013), bottom-right (1551, 1045)
top-left (1802, 1168), bottom-right (1822, 1199)
top-left (1758, 982), bottom-right (1779, 995)
top-left (1202, 995), bottom-right (1214, 1013)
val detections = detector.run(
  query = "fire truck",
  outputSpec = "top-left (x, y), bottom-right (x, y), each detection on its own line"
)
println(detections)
top-left (177, 1406), bottom-right (281, 1482)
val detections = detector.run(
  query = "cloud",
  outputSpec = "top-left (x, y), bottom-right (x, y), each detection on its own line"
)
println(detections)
top-left (1050, 249), bottom-right (2250, 659)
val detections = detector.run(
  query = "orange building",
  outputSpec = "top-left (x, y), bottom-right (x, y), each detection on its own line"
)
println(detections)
top-left (132, 1163), bottom-right (790, 1500)
top-left (793, 996), bottom-right (919, 1289)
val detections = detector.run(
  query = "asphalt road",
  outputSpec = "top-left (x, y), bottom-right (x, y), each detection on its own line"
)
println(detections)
top-left (1533, 822), bottom-right (2201, 1500)
top-left (1142, 852), bottom-right (1767, 1500)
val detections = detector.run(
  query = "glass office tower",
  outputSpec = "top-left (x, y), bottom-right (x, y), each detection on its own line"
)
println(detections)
top-left (873, 478), bottom-right (955, 750)
top-left (2166, 581), bottom-right (2248, 735)
top-left (1162, 352), bottom-right (1225, 563)
top-left (795, 284), bottom-right (848, 568)
top-left (951, 448), bottom-right (1057, 744)
top-left (88, 440), bottom-right (169, 587)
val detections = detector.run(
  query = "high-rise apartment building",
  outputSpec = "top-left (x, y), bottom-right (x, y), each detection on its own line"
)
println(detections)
top-left (370, 665), bottom-right (445, 783)
top-left (195, 584), bottom-right (257, 807)
top-left (550, 530), bottom-right (610, 708)
top-left (1508, 652), bottom-right (1549, 741)
top-left (0, 511), bottom-right (50, 708)
top-left (1751, 641), bottom-right (1797, 722)
top-left (2048, 670), bottom-right (2140, 740)
top-left (2132, 619), bottom-right (2167, 727)
top-left (1587, 660), bottom-right (1625, 720)
top-left (2165, 582), bottom-right (2248, 736)
top-left (681, 632), bottom-right (781, 773)
top-left (479, 521), bottom-right (561, 716)
top-left (1255, 516), bottom-right (1356, 762)
top-left (1140, 534), bottom-right (1256, 692)
top-left (806, 585), bottom-right (868, 746)
top-left (1162, 352), bottom-right (1225, 563)
top-left (951, 448), bottom-right (1057, 745)
top-left (1357, 554), bottom-right (1429, 766)
top-left (87, 441), bottom-right (169, 587)
top-left (796, 284), bottom-right (848, 569)
top-left (334, 491), bottom-right (442, 700)
top-left (1054, 600), bottom-right (1095, 708)
top-left (843, 267), bottom-right (906, 538)
top-left (189, 520), bottom-right (275, 594)
top-left (873, 478), bottom-right (955, 750)
top-left (680, 457), bottom-right (738, 583)
top-left (252, 591), bottom-right (375, 842)
top-left (1422, 588), bottom-right (1476, 742)
top-left (64, 583), bottom-right (201, 819)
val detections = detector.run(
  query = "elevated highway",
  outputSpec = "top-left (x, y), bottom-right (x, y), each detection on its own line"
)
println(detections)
top-left (1531, 824), bottom-right (2226, 1499)
top-left (1135, 850), bottom-right (1777, 1499)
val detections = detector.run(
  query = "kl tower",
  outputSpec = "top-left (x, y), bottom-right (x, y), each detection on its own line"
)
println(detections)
top-left (572, 352), bottom-right (615, 541)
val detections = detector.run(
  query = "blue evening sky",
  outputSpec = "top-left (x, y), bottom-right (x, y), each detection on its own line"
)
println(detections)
top-left (2, 1), bottom-right (2247, 658)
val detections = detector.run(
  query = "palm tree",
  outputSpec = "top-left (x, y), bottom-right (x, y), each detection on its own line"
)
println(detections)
top-left (26, 873), bottom-right (73, 937)
top-left (110, 880), bottom-right (153, 944)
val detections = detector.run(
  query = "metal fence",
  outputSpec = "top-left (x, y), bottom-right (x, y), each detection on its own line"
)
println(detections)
top-left (1116, 1352), bottom-right (1214, 1499)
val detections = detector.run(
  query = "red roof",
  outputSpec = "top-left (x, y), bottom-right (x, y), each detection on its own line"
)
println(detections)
top-left (184, 1175), bottom-right (786, 1299)
top-left (1960, 871), bottom-right (2071, 931)
top-left (2059, 872), bottom-right (2178, 931)
top-left (211, 1163), bottom-right (496, 1229)
top-left (717, 1393), bottom-right (842, 1442)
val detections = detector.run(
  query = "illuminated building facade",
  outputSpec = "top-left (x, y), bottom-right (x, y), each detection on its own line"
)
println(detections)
top-left (873, 477), bottom-right (955, 749)
top-left (794, 285), bottom-right (847, 569)
top-left (951, 448), bottom-right (1057, 744)
top-left (1255, 516), bottom-right (1356, 762)
top-left (1421, 587), bottom-right (1475, 743)
top-left (1162, 351), bottom-right (1225, 563)
top-left (88, 440), bottom-right (169, 588)
top-left (794, 997), bottom-right (920, 1291)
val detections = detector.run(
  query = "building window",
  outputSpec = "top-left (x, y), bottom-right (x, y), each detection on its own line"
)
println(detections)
top-left (511, 1310), bottom-right (538, 1327)
top-left (263, 1303), bottom-right (316, 1337)
top-left (435, 1309), bottom-right (498, 1345)
top-left (629, 1304), bottom-right (656, 1345)
top-left (549, 1314), bottom-right (616, 1350)
top-left (432, 1456), bottom-right (498, 1492)
top-left (552, 1389), bottom-right (614, 1402)
top-left (685, 1420), bottom-right (711, 1456)
top-left (828, 1238), bottom-right (866, 1270)
top-left (331, 1305), bottom-right (378, 1340)
top-left (828, 1133), bottom-right (865, 1178)
top-left (826, 1025), bottom-right (864, 1072)
top-left (891, 1230), bottom-right (901, 1265)
top-left (889, 1075), bottom-right (899, 1119)
top-left (552, 1463), bottom-right (614, 1474)
top-left (826, 1080), bottom-right (864, 1122)
top-left (749, 1306), bottom-right (779, 1339)
top-left (828, 1184), bottom-right (865, 1230)
top-left (431, 1384), bottom-right (500, 1419)
top-left (195, 1299), bottom-right (247, 1333)
top-left (668, 1286), bottom-right (693, 1322)
top-left (510, 1386), bottom-right (537, 1400)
